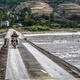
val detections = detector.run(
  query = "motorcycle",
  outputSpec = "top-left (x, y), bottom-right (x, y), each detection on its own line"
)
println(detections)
top-left (11, 37), bottom-right (18, 48)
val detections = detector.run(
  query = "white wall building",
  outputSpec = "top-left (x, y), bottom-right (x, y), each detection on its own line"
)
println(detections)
top-left (0, 21), bottom-right (10, 27)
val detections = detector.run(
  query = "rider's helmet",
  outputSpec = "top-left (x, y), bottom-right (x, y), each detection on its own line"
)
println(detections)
top-left (13, 31), bottom-right (16, 35)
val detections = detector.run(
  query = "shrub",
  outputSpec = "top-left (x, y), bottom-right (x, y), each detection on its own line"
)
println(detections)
top-left (38, 26), bottom-right (50, 31)
top-left (24, 26), bottom-right (50, 31)
top-left (77, 24), bottom-right (80, 28)
top-left (59, 21), bottom-right (78, 28)
top-left (22, 19), bottom-right (35, 26)
top-left (25, 26), bottom-right (38, 31)
top-left (50, 23), bottom-right (61, 28)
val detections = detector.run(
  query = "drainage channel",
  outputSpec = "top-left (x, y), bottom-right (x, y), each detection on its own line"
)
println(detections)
top-left (0, 38), bottom-right (9, 80)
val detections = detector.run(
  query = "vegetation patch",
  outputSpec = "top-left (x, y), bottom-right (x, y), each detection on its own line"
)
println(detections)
top-left (0, 28), bottom-right (9, 33)
top-left (24, 26), bottom-right (50, 31)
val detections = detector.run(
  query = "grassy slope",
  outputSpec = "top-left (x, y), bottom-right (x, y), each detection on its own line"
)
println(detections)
top-left (0, 28), bottom-right (8, 33)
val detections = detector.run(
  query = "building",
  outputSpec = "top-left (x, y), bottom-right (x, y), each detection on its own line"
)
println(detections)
top-left (0, 21), bottom-right (10, 27)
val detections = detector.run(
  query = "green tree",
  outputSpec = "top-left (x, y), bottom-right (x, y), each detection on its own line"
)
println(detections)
top-left (24, 11), bottom-right (30, 22)
top-left (0, 10), bottom-right (5, 21)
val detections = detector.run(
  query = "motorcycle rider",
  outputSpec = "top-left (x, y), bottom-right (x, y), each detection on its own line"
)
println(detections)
top-left (11, 31), bottom-right (19, 45)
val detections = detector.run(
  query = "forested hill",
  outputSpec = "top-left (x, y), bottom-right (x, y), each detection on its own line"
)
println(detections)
top-left (0, 0), bottom-right (79, 5)
top-left (0, 0), bottom-right (80, 12)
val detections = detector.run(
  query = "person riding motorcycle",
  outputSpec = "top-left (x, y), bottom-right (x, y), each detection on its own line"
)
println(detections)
top-left (11, 31), bottom-right (18, 46)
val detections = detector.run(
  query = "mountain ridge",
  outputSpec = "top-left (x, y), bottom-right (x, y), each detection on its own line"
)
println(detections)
top-left (0, 0), bottom-right (79, 7)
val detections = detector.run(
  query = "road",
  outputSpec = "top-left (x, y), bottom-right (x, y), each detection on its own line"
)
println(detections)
top-left (5, 44), bottom-right (30, 80)
top-left (4, 29), bottom-right (80, 80)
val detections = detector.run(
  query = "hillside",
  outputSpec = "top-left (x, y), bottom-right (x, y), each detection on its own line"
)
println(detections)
top-left (0, 0), bottom-right (80, 22)
top-left (15, 1), bottom-right (53, 16)
top-left (0, 0), bottom-right (80, 12)
top-left (0, 0), bottom-right (79, 7)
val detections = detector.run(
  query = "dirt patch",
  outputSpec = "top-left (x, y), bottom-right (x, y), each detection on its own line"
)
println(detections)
top-left (0, 39), bottom-right (8, 80)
